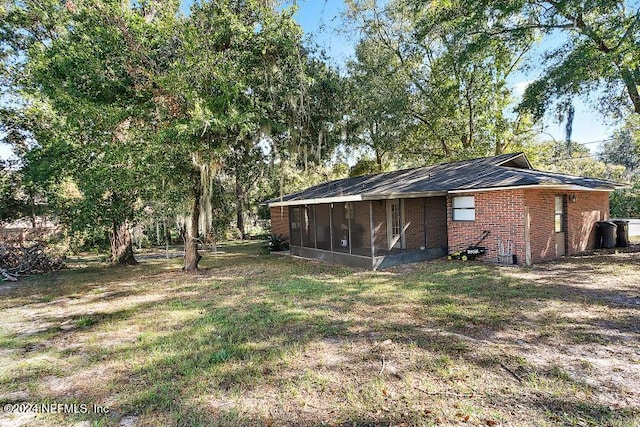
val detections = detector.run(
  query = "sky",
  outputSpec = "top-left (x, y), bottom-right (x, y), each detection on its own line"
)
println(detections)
top-left (0, 0), bottom-right (619, 160)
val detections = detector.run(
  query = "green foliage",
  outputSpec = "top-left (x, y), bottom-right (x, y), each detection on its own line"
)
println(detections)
top-left (421, 1), bottom-right (640, 118)
top-left (0, 160), bottom-right (26, 225)
top-left (267, 233), bottom-right (289, 251)
top-left (346, 37), bottom-right (411, 168)
top-left (0, 0), bottom-right (182, 255)
top-left (599, 115), bottom-right (640, 175)
top-left (1, 0), bottom-right (314, 256)
top-left (520, 1), bottom-right (640, 117)
top-left (610, 181), bottom-right (640, 218)
top-left (209, 176), bottom-right (237, 241)
top-left (261, 158), bottom-right (349, 205)
top-left (348, 157), bottom-right (391, 177)
top-left (525, 140), bottom-right (627, 181)
top-left (523, 138), bottom-right (638, 217)
top-left (344, 0), bottom-right (536, 163)
top-left (280, 54), bottom-right (348, 170)
top-left (599, 115), bottom-right (640, 217)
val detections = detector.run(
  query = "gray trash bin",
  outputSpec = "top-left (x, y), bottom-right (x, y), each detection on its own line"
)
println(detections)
top-left (612, 220), bottom-right (630, 247)
top-left (596, 221), bottom-right (617, 249)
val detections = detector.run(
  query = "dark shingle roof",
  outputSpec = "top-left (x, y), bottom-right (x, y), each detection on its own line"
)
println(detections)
top-left (267, 153), bottom-right (625, 206)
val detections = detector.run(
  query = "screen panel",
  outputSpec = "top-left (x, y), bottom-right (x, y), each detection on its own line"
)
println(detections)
top-left (301, 206), bottom-right (316, 248)
top-left (315, 204), bottom-right (331, 250)
top-left (351, 201), bottom-right (371, 256)
top-left (332, 203), bottom-right (349, 253)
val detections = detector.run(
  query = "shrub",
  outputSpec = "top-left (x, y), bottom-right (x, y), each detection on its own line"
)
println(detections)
top-left (267, 234), bottom-right (289, 252)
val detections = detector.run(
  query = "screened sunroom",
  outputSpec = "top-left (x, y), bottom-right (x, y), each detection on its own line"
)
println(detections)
top-left (283, 197), bottom-right (448, 270)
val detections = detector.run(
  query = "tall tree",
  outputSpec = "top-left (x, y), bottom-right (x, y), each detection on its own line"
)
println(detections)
top-left (225, 142), bottom-right (266, 239)
top-left (427, 1), bottom-right (640, 117)
top-left (346, 38), bottom-right (410, 170)
top-left (2, 0), bottom-right (309, 270)
top-left (345, 0), bottom-right (536, 162)
top-left (0, 0), bottom-right (186, 264)
top-left (164, 0), bottom-right (306, 269)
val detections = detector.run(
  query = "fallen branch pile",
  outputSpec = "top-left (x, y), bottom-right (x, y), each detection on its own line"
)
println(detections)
top-left (0, 241), bottom-right (64, 282)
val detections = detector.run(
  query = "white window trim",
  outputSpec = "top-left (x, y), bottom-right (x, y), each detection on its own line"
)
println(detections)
top-left (453, 196), bottom-right (475, 221)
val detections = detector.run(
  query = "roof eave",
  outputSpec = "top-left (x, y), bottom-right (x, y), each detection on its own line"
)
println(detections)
top-left (266, 190), bottom-right (449, 207)
top-left (362, 191), bottom-right (448, 200)
top-left (495, 152), bottom-right (532, 169)
top-left (268, 194), bottom-right (364, 207)
top-left (448, 184), bottom-right (622, 194)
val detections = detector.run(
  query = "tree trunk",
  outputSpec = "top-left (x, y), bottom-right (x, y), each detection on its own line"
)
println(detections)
top-left (304, 144), bottom-right (308, 171)
top-left (620, 67), bottom-right (640, 115)
top-left (184, 168), bottom-right (202, 271)
top-left (235, 176), bottom-right (245, 239)
top-left (109, 220), bottom-right (137, 265)
top-left (30, 193), bottom-right (36, 228)
top-left (464, 83), bottom-right (474, 148)
top-left (163, 218), bottom-right (169, 244)
top-left (375, 148), bottom-right (383, 172)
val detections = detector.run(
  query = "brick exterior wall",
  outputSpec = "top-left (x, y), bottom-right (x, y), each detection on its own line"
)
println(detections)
top-left (404, 198), bottom-right (424, 251)
top-left (425, 196), bottom-right (448, 249)
top-left (447, 188), bottom-right (610, 265)
top-left (524, 189), bottom-right (609, 263)
top-left (567, 191), bottom-right (609, 253)
top-left (447, 190), bottom-right (527, 263)
top-left (399, 197), bottom-right (448, 250)
top-left (269, 206), bottom-right (289, 239)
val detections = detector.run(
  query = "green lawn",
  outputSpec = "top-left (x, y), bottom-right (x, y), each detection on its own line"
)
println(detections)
top-left (1, 242), bottom-right (638, 426)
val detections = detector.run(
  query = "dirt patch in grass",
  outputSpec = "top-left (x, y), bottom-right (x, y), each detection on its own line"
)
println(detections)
top-left (0, 242), bottom-right (638, 426)
top-left (498, 253), bottom-right (640, 410)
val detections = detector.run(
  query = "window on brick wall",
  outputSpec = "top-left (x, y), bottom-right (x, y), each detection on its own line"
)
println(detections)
top-left (453, 196), bottom-right (475, 221)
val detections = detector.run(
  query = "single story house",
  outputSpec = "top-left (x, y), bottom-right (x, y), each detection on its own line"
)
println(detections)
top-left (266, 153), bottom-right (625, 269)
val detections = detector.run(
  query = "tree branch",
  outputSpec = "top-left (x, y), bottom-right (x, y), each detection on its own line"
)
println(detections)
top-left (505, 41), bottom-right (535, 78)
top-left (611, 6), bottom-right (640, 53)
top-left (469, 22), bottom-right (574, 37)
